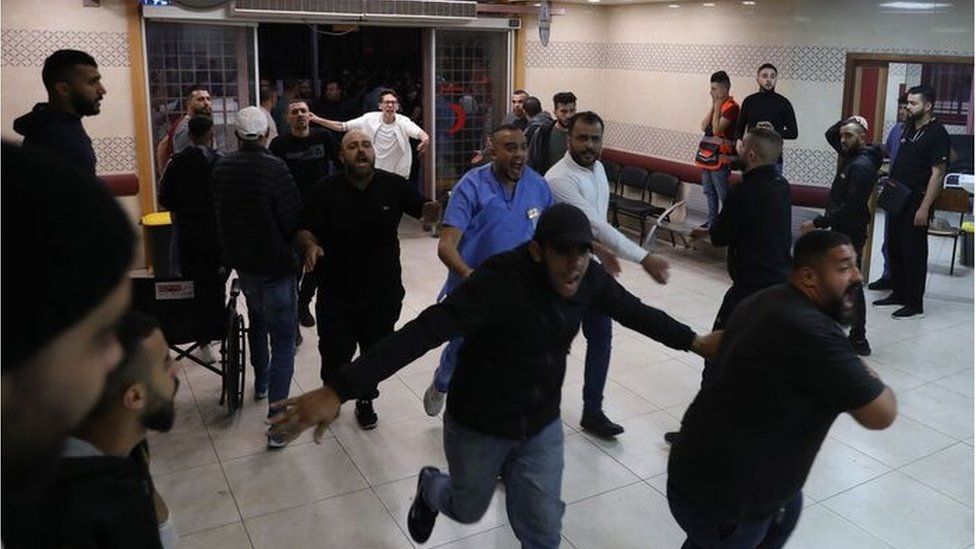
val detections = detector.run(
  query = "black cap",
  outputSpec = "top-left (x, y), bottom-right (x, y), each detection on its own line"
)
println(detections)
top-left (533, 203), bottom-right (593, 251)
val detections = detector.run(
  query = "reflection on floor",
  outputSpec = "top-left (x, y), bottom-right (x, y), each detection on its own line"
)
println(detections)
top-left (151, 214), bottom-right (974, 549)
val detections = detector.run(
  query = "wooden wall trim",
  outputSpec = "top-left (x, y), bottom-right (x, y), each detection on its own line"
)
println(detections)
top-left (514, 24), bottom-right (526, 90)
top-left (126, 2), bottom-right (154, 219)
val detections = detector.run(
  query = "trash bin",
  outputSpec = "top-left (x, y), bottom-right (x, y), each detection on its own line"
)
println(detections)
top-left (961, 221), bottom-right (974, 268)
top-left (141, 211), bottom-right (174, 277)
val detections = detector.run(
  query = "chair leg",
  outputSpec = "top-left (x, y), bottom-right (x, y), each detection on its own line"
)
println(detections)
top-left (950, 236), bottom-right (958, 276)
top-left (639, 219), bottom-right (646, 244)
top-left (669, 230), bottom-right (676, 248)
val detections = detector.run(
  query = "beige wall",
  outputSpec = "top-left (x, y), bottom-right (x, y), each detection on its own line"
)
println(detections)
top-left (2, 0), bottom-right (143, 245)
top-left (522, 0), bottom-right (974, 186)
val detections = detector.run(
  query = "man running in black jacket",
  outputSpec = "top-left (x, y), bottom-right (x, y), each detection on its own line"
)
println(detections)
top-left (800, 116), bottom-right (882, 356)
top-left (272, 204), bottom-right (721, 548)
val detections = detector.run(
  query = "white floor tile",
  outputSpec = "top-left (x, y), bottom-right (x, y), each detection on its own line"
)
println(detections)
top-left (560, 379), bottom-right (658, 428)
top-left (788, 504), bottom-right (892, 549)
top-left (803, 437), bottom-right (891, 502)
top-left (898, 383), bottom-right (974, 439)
top-left (245, 489), bottom-right (412, 549)
top-left (581, 410), bottom-right (679, 479)
top-left (561, 434), bottom-right (640, 503)
top-left (611, 359), bottom-right (702, 409)
top-left (429, 525), bottom-right (522, 549)
top-left (828, 413), bottom-right (957, 468)
top-left (900, 442), bottom-right (974, 509)
top-left (823, 472), bottom-right (973, 549)
top-left (562, 483), bottom-right (686, 549)
top-left (178, 522), bottom-right (252, 549)
top-left (153, 463), bottom-right (241, 535)
top-left (332, 415), bottom-right (447, 486)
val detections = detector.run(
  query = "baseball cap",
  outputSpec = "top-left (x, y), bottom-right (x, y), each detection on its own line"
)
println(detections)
top-left (235, 106), bottom-right (269, 141)
top-left (533, 203), bottom-right (593, 252)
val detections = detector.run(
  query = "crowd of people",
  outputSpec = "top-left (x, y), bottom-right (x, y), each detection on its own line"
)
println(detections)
top-left (10, 45), bottom-right (964, 549)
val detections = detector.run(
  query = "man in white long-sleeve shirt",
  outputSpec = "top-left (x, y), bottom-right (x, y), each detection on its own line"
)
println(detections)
top-left (545, 111), bottom-right (671, 438)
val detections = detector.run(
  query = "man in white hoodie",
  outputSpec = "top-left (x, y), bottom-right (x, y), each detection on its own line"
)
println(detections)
top-left (312, 88), bottom-right (429, 179)
top-left (545, 111), bottom-right (670, 438)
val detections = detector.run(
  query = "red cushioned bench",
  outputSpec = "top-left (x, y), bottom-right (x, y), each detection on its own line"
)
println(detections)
top-left (101, 173), bottom-right (139, 197)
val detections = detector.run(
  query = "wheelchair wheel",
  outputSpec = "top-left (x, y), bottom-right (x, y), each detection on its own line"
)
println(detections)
top-left (223, 313), bottom-right (245, 413)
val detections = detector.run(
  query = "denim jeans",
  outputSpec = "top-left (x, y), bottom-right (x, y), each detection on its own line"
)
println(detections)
top-left (424, 414), bottom-right (565, 549)
top-left (701, 167), bottom-right (730, 227)
top-left (581, 311), bottom-right (612, 415)
top-left (239, 273), bottom-right (297, 416)
top-left (668, 481), bottom-right (802, 549)
top-left (433, 337), bottom-right (463, 392)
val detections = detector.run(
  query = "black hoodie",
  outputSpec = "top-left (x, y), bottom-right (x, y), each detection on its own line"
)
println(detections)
top-left (14, 103), bottom-right (97, 175)
top-left (813, 120), bottom-right (884, 245)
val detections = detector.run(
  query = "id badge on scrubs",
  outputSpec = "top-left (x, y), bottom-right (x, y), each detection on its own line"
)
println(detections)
top-left (527, 207), bottom-right (541, 227)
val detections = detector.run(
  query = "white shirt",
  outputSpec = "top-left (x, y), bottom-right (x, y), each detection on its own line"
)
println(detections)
top-left (545, 152), bottom-right (648, 263)
top-left (342, 112), bottom-right (424, 178)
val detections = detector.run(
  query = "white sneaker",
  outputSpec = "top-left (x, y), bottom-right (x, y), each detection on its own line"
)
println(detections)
top-left (423, 381), bottom-right (446, 417)
top-left (196, 342), bottom-right (219, 364)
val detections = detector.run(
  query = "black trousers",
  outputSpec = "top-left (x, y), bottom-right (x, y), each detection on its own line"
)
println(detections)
top-left (316, 294), bottom-right (402, 401)
top-left (849, 238), bottom-right (867, 341)
top-left (888, 196), bottom-right (928, 309)
top-left (701, 283), bottom-right (770, 389)
top-left (297, 270), bottom-right (317, 307)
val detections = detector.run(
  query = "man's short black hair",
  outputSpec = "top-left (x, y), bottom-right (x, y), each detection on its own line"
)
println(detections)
top-left (185, 83), bottom-right (208, 99)
top-left (259, 86), bottom-right (276, 104)
top-left (524, 96), bottom-right (542, 117)
top-left (710, 70), bottom-right (731, 88)
top-left (379, 88), bottom-right (399, 102)
top-left (188, 115), bottom-right (213, 139)
top-left (907, 84), bottom-right (936, 106)
top-left (42, 49), bottom-right (98, 95)
top-left (744, 127), bottom-right (784, 163)
top-left (793, 230), bottom-right (853, 270)
top-left (513, 89), bottom-right (528, 97)
top-left (87, 310), bottom-right (161, 418)
top-left (491, 123), bottom-right (523, 138)
top-left (757, 63), bottom-right (778, 75)
top-left (567, 111), bottom-right (604, 135)
top-left (553, 91), bottom-right (577, 108)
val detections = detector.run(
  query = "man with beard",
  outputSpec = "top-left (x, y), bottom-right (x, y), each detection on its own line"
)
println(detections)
top-left (270, 99), bottom-right (340, 329)
top-left (868, 94), bottom-right (910, 291)
top-left (14, 49), bottom-right (106, 174)
top-left (422, 125), bottom-right (553, 417)
top-left (872, 85), bottom-right (950, 320)
top-left (157, 84), bottom-right (214, 169)
top-left (545, 111), bottom-right (671, 438)
top-left (298, 129), bottom-right (440, 430)
top-left (800, 116), bottom-right (882, 356)
top-left (735, 64), bottom-right (798, 176)
top-left (38, 311), bottom-right (181, 549)
top-left (528, 91), bottom-right (577, 174)
top-left (667, 230), bottom-right (897, 549)
top-left (274, 204), bottom-right (721, 548)
top-left (2, 143), bottom-right (135, 547)
top-left (666, 128), bottom-right (792, 445)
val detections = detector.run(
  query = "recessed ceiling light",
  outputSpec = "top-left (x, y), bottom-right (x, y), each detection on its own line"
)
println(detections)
top-left (703, 1), bottom-right (716, 5)
top-left (586, 0), bottom-right (601, 3)
top-left (668, 3), bottom-right (681, 7)
top-left (742, 0), bottom-right (756, 4)
top-left (878, 2), bottom-right (951, 8)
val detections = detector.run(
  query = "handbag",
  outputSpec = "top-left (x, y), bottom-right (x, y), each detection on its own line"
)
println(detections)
top-left (877, 177), bottom-right (912, 216)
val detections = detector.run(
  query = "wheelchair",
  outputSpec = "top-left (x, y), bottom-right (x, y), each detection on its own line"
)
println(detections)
top-left (131, 272), bottom-right (247, 413)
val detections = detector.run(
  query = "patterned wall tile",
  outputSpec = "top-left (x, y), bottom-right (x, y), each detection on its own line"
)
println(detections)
top-left (1, 29), bottom-right (130, 67)
top-left (93, 136), bottom-right (137, 174)
top-left (604, 120), bottom-right (836, 187)
top-left (527, 41), bottom-right (973, 83)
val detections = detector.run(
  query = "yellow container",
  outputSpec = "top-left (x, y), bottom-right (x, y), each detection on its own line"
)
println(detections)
top-left (141, 211), bottom-right (172, 226)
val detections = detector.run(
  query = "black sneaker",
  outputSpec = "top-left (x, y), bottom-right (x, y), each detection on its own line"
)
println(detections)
top-left (295, 329), bottom-right (303, 347)
top-left (891, 306), bottom-right (925, 320)
top-left (355, 399), bottom-right (378, 430)
top-left (580, 410), bottom-right (624, 439)
top-left (867, 277), bottom-right (893, 291)
top-left (299, 305), bottom-right (316, 328)
top-left (850, 337), bottom-right (872, 357)
top-left (663, 431), bottom-right (681, 445)
top-left (872, 294), bottom-right (904, 307)
top-left (407, 467), bottom-right (440, 543)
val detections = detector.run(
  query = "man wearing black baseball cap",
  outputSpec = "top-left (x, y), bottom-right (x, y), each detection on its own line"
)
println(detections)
top-left (269, 203), bottom-right (722, 547)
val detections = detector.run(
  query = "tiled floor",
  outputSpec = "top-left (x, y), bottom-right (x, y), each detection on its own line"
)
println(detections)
top-left (150, 215), bottom-right (973, 549)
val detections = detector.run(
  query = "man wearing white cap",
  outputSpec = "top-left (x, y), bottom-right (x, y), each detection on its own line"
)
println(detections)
top-left (212, 106), bottom-right (303, 449)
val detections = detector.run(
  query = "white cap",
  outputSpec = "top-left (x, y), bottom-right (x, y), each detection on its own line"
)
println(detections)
top-left (846, 115), bottom-right (869, 134)
top-left (235, 106), bottom-right (269, 141)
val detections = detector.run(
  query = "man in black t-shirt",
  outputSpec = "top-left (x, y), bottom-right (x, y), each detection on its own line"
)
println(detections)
top-left (667, 230), bottom-right (897, 549)
top-left (296, 129), bottom-right (440, 430)
top-left (270, 100), bottom-right (339, 328)
top-left (872, 85), bottom-right (950, 320)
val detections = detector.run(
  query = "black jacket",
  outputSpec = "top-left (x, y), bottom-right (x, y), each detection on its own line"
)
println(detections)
top-left (14, 103), bottom-right (97, 175)
top-left (212, 142), bottom-right (302, 277)
top-left (709, 164), bottom-right (792, 288)
top-left (30, 449), bottom-right (162, 549)
top-left (814, 121), bottom-right (883, 244)
top-left (158, 146), bottom-right (223, 277)
top-left (527, 119), bottom-right (558, 174)
top-left (325, 244), bottom-right (697, 440)
top-left (734, 90), bottom-right (798, 141)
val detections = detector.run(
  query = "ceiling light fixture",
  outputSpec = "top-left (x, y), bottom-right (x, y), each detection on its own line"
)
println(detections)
top-left (878, 2), bottom-right (951, 9)
top-left (742, 0), bottom-right (756, 4)
top-left (703, 2), bottom-right (716, 5)
top-left (668, 3), bottom-right (681, 7)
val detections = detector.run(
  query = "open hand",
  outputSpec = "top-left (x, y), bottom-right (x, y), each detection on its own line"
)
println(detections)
top-left (421, 201), bottom-right (442, 232)
top-left (799, 220), bottom-right (815, 235)
top-left (417, 139), bottom-right (430, 155)
top-left (268, 386), bottom-right (342, 444)
top-left (913, 206), bottom-right (929, 227)
top-left (305, 245), bottom-right (324, 273)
